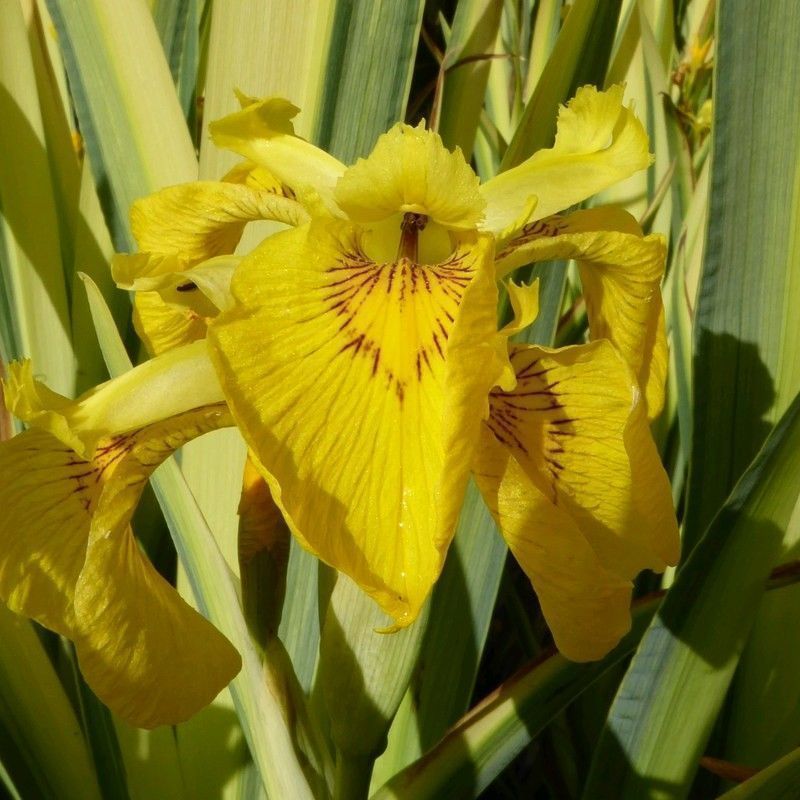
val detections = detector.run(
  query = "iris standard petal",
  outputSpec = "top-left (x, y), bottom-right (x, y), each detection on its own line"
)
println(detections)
top-left (495, 207), bottom-right (667, 418)
top-left (480, 85), bottom-right (651, 235)
top-left (209, 96), bottom-right (346, 214)
top-left (478, 341), bottom-right (679, 580)
top-left (333, 123), bottom-right (485, 229)
top-left (474, 425), bottom-right (633, 661)
top-left (209, 219), bottom-right (506, 626)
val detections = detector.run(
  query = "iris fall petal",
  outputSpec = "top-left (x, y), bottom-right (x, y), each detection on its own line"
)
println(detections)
top-left (475, 424), bottom-right (633, 661)
top-left (476, 341), bottom-right (679, 581)
top-left (496, 207), bottom-right (668, 418)
top-left (209, 219), bottom-right (506, 625)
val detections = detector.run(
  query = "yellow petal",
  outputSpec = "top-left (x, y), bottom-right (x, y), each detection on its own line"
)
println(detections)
top-left (225, 160), bottom-right (334, 224)
top-left (74, 524), bottom-right (240, 728)
top-left (334, 123), bottom-right (485, 229)
top-left (209, 96), bottom-right (346, 215)
top-left (117, 255), bottom-right (238, 307)
top-left (112, 251), bottom-right (180, 289)
top-left (133, 289), bottom-right (211, 356)
top-left (496, 207), bottom-right (667, 418)
top-left (475, 426), bottom-right (633, 661)
top-left (238, 452), bottom-right (288, 564)
top-left (221, 159), bottom-right (285, 192)
top-left (129, 180), bottom-right (309, 267)
top-left (209, 220), bottom-right (506, 625)
top-left (176, 257), bottom-right (240, 313)
top-left (485, 278), bottom-right (541, 393)
top-left (0, 428), bottom-right (95, 636)
top-left (71, 406), bottom-right (240, 729)
top-left (4, 341), bottom-right (224, 456)
top-left (479, 341), bottom-right (679, 579)
top-left (116, 254), bottom-right (238, 355)
top-left (480, 85), bottom-right (651, 235)
top-left (122, 253), bottom-right (242, 308)
top-left (0, 403), bottom-right (239, 728)
top-left (222, 155), bottom-right (333, 218)
top-left (502, 278), bottom-right (540, 337)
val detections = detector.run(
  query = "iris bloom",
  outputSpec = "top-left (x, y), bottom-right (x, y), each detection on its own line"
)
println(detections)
top-left (0, 343), bottom-right (240, 727)
top-left (113, 85), bottom-right (679, 657)
top-left (0, 84), bottom-right (679, 730)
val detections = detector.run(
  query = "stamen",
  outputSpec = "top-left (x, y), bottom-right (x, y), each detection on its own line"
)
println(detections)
top-left (397, 212), bottom-right (428, 262)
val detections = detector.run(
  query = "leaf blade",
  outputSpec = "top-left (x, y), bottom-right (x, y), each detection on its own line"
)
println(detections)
top-left (582, 392), bottom-right (800, 799)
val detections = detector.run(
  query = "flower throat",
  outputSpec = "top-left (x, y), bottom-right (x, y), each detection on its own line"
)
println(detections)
top-left (397, 212), bottom-right (428, 262)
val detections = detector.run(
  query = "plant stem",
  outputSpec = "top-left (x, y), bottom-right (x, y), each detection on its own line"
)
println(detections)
top-left (334, 752), bottom-right (374, 800)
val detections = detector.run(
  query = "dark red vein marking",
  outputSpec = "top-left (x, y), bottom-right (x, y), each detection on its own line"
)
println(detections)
top-left (432, 332), bottom-right (444, 359)
top-left (338, 334), bottom-right (365, 355)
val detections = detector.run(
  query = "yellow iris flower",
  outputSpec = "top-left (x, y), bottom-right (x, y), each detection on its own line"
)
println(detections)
top-left (115, 84), bottom-right (678, 652)
top-left (0, 343), bottom-right (240, 727)
top-left (0, 84), bottom-right (680, 729)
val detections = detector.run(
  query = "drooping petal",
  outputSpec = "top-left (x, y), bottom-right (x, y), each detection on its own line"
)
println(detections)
top-left (0, 428), bottom-right (96, 636)
top-left (474, 426), bottom-right (633, 660)
top-left (74, 523), bottom-right (240, 728)
top-left (477, 341), bottom-right (679, 581)
top-left (480, 85), bottom-right (651, 235)
top-left (0, 350), bottom-right (230, 631)
top-left (0, 400), bottom-right (240, 728)
top-left (128, 179), bottom-right (309, 267)
top-left (4, 341), bottom-right (225, 456)
top-left (209, 96), bottom-right (346, 215)
top-left (209, 219), bottom-right (506, 625)
top-left (495, 207), bottom-right (667, 418)
top-left (334, 123), bottom-right (485, 229)
top-left (71, 406), bottom-right (240, 729)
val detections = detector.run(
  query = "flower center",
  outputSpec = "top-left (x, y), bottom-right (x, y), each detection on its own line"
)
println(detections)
top-left (361, 212), bottom-right (453, 266)
top-left (397, 212), bottom-right (428, 261)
